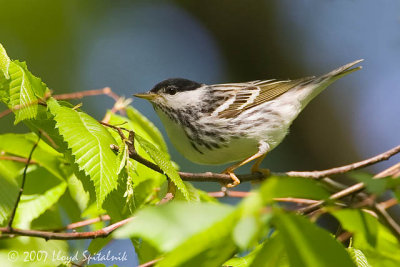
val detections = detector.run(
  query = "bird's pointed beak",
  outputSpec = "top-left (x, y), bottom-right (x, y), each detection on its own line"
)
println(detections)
top-left (133, 92), bottom-right (159, 101)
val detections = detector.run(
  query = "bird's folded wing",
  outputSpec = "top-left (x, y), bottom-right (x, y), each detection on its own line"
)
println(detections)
top-left (217, 77), bottom-right (314, 119)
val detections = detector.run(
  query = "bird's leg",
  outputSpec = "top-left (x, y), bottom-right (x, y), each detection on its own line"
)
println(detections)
top-left (250, 153), bottom-right (270, 176)
top-left (222, 141), bottom-right (269, 187)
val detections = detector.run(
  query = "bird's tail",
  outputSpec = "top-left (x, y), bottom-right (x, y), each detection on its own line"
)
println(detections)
top-left (319, 59), bottom-right (363, 82)
top-left (297, 59), bottom-right (363, 109)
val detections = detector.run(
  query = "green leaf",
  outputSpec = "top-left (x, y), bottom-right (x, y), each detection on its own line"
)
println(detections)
top-left (126, 106), bottom-right (168, 152)
top-left (275, 212), bottom-right (355, 267)
top-left (259, 176), bottom-right (330, 203)
top-left (348, 247), bottom-right (371, 267)
top-left (135, 134), bottom-right (189, 200)
top-left (224, 256), bottom-right (251, 267)
top-left (0, 133), bottom-right (65, 180)
top-left (174, 181), bottom-right (217, 203)
top-left (47, 98), bottom-right (119, 206)
top-left (0, 161), bottom-right (22, 225)
top-left (349, 172), bottom-right (387, 195)
top-left (7, 61), bottom-right (38, 124)
top-left (66, 174), bottom-right (90, 212)
top-left (102, 177), bottom-right (135, 221)
top-left (348, 222), bottom-right (400, 266)
top-left (331, 209), bottom-right (378, 247)
top-left (106, 112), bottom-right (165, 186)
top-left (156, 210), bottom-right (238, 267)
top-left (249, 234), bottom-right (289, 267)
top-left (114, 202), bottom-right (233, 252)
top-left (88, 235), bottom-right (113, 254)
top-left (0, 237), bottom-right (68, 266)
top-left (13, 61), bottom-right (48, 98)
top-left (133, 239), bottom-right (161, 265)
top-left (117, 140), bottom-right (128, 175)
top-left (24, 109), bottom-right (68, 152)
top-left (0, 43), bottom-right (10, 79)
top-left (14, 178), bottom-right (67, 228)
top-left (233, 216), bottom-right (259, 250)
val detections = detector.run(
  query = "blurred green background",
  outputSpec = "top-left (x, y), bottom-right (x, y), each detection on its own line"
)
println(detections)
top-left (1, 0), bottom-right (399, 265)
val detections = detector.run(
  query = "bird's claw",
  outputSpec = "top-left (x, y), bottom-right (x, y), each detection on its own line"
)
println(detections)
top-left (222, 169), bottom-right (241, 187)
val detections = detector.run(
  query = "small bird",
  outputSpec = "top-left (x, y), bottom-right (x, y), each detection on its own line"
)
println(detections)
top-left (134, 60), bottom-right (363, 187)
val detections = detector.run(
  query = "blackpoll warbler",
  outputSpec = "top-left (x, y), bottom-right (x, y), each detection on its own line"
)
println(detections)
top-left (135, 60), bottom-right (363, 187)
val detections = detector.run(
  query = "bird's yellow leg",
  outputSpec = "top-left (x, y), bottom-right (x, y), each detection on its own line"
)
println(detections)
top-left (250, 153), bottom-right (270, 176)
top-left (222, 152), bottom-right (267, 188)
top-left (222, 141), bottom-right (270, 187)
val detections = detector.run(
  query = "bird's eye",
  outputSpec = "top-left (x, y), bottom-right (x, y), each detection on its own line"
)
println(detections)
top-left (165, 86), bottom-right (177, 95)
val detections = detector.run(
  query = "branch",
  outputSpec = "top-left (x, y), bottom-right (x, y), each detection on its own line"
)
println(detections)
top-left (0, 217), bottom-right (132, 240)
top-left (53, 87), bottom-right (119, 102)
top-left (100, 122), bottom-right (400, 184)
top-left (0, 87), bottom-right (120, 119)
top-left (298, 162), bottom-right (400, 215)
top-left (286, 145), bottom-right (400, 179)
top-left (7, 133), bottom-right (41, 229)
top-left (373, 202), bottom-right (400, 241)
top-left (140, 144), bottom-right (400, 183)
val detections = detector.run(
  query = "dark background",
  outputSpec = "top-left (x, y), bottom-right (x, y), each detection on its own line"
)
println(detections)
top-left (1, 1), bottom-right (399, 265)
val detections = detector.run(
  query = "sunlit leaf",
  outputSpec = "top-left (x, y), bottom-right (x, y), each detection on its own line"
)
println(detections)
top-left (0, 161), bottom-right (21, 225)
top-left (351, 223), bottom-right (400, 266)
top-left (348, 247), bottom-right (371, 267)
top-left (275, 212), bottom-right (355, 267)
top-left (249, 234), bottom-right (289, 267)
top-left (126, 106), bottom-right (168, 152)
top-left (135, 134), bottom-right (189, 200)
top-left (331, 209), bottom-right (378, 247)
top-left (8, 61), bottom-right (38, 124)
top-left (14, 178), bottom-right (67, 229)
top-left (0, 43), bottom-right (10, 79)
top-left (0, 133), bottom-right (65, 180)
top-left (66, 174), bottom-right (90, 212)
top-left (233, 216), bottom-right (258, 250)
top-left (349, 172), bottom-right (387, 195)
top-left (47, 98), bottom-right (119, 206)
top-left (88, 236), bottom-right (112, 254)
top-left (259, 176), bottom-right (330, 203)
top-left (156, 211), bottom-right (238, 267)
top-left (114, 202), bottom-right (233, 252)
top-left (106, 112), bottom-right (165, 186)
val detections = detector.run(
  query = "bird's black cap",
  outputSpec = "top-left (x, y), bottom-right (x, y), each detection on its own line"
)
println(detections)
top-left (150, 78), bottom-right (202, 93)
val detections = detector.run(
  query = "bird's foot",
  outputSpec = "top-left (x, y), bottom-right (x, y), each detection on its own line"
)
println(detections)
top-left (222, 168), bottom-right (241, 188)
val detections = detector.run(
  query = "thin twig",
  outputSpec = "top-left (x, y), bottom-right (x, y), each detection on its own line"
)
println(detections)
top-left (298, 162), bottom-right (400, 214)
top-left (379, 198), bottom-right (398, 210)
top-left (272, 198), bottom-right (321, 205)
top-left (0, 155), bottom-right (37, 164)
top-left (208, 190), bottom-right (252, 198)
top-left (373, 202), bottom-right (400, 241)
top-left (0, 87), bottom-right (120, 119)
top-left (158, 180), bottom-right (176, 204)
top-left (286, 145), bottom-right (400, 179)
top-left (138, 258), bottom-right (162, 267)
top-left (39, 129), bottom-right (59, 149)
top-left (7, 133), bottom-right (41, 229)
top-left (53, 87), bottom-right (119, 101)
top-left (0, 217), bottom-right (132, 240)
top-left (50, 215), bottom-right (111, 232)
